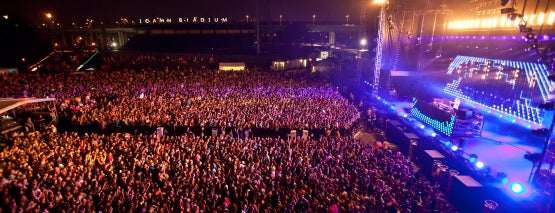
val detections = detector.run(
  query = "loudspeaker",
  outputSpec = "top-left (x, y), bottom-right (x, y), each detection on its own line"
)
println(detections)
top-left (421, 150), bottom-right (446, 179)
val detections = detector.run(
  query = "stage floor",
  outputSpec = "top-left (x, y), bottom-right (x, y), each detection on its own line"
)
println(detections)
top-left (386, 99), bottom-right (547, 196)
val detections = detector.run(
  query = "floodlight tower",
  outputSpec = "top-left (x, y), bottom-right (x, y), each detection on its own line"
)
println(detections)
top-left (373, 0), bottom-right (387, 97)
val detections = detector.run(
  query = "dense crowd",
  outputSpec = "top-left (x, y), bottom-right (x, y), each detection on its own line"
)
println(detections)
top-left (1, 55), bottom-right (359, 134)
top-left (1, 129), bottom-right (455, 212)
top-left (0, 54), bottom-right (456, 212)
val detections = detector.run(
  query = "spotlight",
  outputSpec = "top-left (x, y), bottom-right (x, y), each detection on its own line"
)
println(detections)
top-left (469, 154), bottom-right (478, 163)
top-left (497, 172), bottom-right (509, 184)
top-left (445, 141), bottom-right (452, 147)
top-left (475, 161), bottom-right (485, 169)
top-left (509, 181), bottom-right (526, 194)
top-left (451, 145), bottom-right (459, 151)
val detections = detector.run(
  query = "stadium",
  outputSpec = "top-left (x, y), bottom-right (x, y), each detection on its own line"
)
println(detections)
top-left (1, 0), bottom-right (555, 212)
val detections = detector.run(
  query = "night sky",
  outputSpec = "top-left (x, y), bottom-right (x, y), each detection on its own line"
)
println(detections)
top-left (2, 0), bottom-right (365, 25)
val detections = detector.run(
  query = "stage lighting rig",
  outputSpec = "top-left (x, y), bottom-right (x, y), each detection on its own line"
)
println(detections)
top-left (500, 8), bottom-right (515, 14)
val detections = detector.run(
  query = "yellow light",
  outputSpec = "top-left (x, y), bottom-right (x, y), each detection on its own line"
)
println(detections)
top-left (373, 0), bottom-right (386, 4)
top-left (475, 19), bottom-right (481, 28)
top-left (514, 17), bottom-right (521, 27)
top-left (448, 21), bottom-right (453, 29)
top-left (2, 15), bottom-right (7, 20)
top-left (529, 14), bottom-right (536, 26)
top-left (45, 13), bottom-right (52, 19)
top-left (500, 16), bottom-right (506, 27)
top-left (492, 17), bottom-right (498, 27)
top-left (538, 12), bottom-right (545, 25)
top-left (487, 18), bottom-right (493, 28)
top-left (481, 18), bottom-right (487, 28)
top-left (548, 11), bottom-right (555, 25)
top-left (465, 20), bottom-right (472, 28)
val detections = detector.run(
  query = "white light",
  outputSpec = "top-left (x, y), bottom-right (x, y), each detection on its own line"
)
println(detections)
top-left (360, 38), bottom-right (367, 46)
top-left (111, 42), bottom-right (117, 47)
top-left (548, 11), bottom-right (555, 25)
top-left (538, 13), bottom-right (545, 26)
top-left (2, 15), bottom-right (7, 20)
top-left (529, 14), bottom-right (536, 26)
top-left (476, 161), bottom-right (485, 169)
top-left (373, 0), bottom-right (386, 4)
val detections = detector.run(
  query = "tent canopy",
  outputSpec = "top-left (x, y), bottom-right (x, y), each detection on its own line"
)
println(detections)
top-left (0, 98), bottom-right (56, 115)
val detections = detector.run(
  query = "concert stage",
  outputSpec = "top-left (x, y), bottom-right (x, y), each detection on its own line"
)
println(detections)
top-left (376, 97), bottom-right (550, 212)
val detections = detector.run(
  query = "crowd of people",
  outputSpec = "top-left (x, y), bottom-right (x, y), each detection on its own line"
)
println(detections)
top-left (0, 53), bottom-right (457, 212)
top-left (1, 54), bottom-right (359, 136)
top-left (1, 129), bottom-right (456, 212)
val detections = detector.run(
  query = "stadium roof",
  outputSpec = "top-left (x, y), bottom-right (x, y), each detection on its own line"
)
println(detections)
top-left (0, 98), bottom-right (56, 115)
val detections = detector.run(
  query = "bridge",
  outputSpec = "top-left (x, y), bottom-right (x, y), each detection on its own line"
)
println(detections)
top-left (43, 23), bottom-right (361, 50)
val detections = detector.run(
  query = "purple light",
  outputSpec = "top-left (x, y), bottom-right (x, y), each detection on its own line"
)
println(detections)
top-left (543, 35), bottom-right (549, 41)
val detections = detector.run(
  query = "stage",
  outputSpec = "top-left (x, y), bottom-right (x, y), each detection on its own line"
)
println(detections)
top-left (376, 97), bottom-right (552, 212)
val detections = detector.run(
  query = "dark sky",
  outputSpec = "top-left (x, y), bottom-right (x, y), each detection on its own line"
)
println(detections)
top-left (2, 0), bottom-right (365, 25)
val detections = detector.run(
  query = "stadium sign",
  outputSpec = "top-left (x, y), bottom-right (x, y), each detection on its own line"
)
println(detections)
top-left (138, 17), bottom-right (229, 24)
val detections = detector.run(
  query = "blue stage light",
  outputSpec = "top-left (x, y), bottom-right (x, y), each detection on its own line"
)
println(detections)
top-left (509, 182), bottom-right (526, 194)
top-left (476, 161), bottom-right (485, 169)
top-left (420, 124), bottom-right (425, 129)
top-left (431, 132), bottom-right (437, 137)
top-left (451, 145), bottom-right (458, 151)
top-left (445, 141), bottom-right (451, 147)
top-left (469, 154), bottom-right (477, 163)
top-left (502, 177), bottom-right (509, 184)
